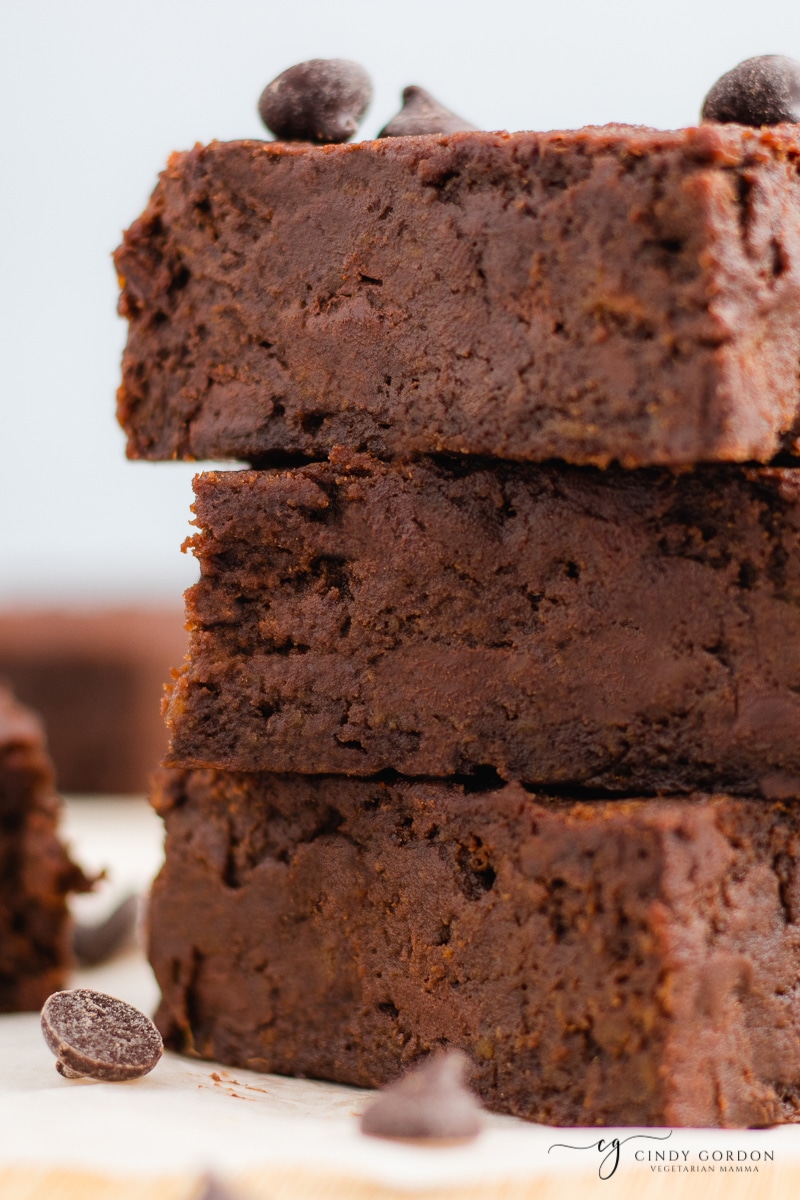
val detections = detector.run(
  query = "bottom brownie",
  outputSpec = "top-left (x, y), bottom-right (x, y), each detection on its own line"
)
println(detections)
top-left (0, 685), bottom-right (89, 1010)
top-left (149, 769), bottom-right (800, 1127)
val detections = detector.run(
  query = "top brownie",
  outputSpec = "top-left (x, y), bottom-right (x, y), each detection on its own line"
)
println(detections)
top-left (116, 125), bottom-right (800, 467)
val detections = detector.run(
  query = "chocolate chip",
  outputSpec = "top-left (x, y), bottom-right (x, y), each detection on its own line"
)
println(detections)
top-left (702, 56), bottom-right (800, 126)
top-left (258, 59), bottom-right (372, 144)
top-left (55, 1060), bottom-right (85, 1079)
top-left (41, 989), bottom-right (163, 1081)
top-left (196, 1172), bottom-right (239, 1200)
top-left (73, 893), bottom-right (140, 967)
top-left (378, 87), bottom-right (477, 138)
top-left (360, 1050), bottom-right (484, 1140)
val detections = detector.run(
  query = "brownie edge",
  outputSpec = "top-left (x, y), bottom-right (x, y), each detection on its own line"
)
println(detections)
top-left (148, 769), bottom-right (800, 1127)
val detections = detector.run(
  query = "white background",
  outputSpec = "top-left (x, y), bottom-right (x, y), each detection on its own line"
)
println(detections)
top-left (1, 0), bottom-right (798, 605)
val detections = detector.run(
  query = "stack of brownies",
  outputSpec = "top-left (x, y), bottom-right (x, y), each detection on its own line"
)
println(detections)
top-left (116, 118), bottom-right (800, 1126)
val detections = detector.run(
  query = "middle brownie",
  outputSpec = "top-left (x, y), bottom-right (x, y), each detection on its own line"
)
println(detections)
top-left (166, 452), bottom-right (800, 794)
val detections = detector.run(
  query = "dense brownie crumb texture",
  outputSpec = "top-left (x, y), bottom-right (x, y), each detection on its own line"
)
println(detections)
top-left (116, 124), bottom-right (800, 469)
top-left (0, 685), bottom-right (89, 1010)
top-left (149, 770), bottom-right (800, 1128)
top-left (167, 455), bottom-right (800, 795)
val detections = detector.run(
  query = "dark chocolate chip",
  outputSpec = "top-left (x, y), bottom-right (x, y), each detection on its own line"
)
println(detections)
top-left (41, 989), bottom-right (163, 1081)
top-left (258, 59), bottom-right (372, 144)
top-left (195, 1172), bottom-right (239, 1200)
top-left (73, 894), bottom-right (140, 967)
top-left (702, 56), bottom-right (800, 126)
top-left (378, 87), bottom-right (478, 138)
top-left (55, 1060), bottom-right (85, 1080)
top-left (360, 1050), bottom-right (484, 1141)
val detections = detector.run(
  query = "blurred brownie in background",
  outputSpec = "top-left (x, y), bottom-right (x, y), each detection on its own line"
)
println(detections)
top-left (0, 609), bottom-right (186, 794)
top-left (0, 683), bottom-right (90, 1008)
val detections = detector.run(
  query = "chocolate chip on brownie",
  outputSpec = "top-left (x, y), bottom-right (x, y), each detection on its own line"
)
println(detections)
top-left (41, 989), bottom-right (163, 1081)
top-left (702, 55), bottom-right (800, 126)
top-left (258, 59), bottom-right (372, 143)
top-left (378, 85), bottom-right (477, 137)
top-left (360, 1051), bottom-right (484, 1140)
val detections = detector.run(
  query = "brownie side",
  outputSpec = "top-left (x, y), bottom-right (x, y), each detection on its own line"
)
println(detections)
top-left (165, 455), bottom-right (800, 795)
top-left (658, 799), bottom-right (800, 1126)
top-left (147, 769), bottom-right (800, 1127)
top-left (0, 685), bottom-right (89, 1010)
top-left (116, 125), bottom-right (800, 468)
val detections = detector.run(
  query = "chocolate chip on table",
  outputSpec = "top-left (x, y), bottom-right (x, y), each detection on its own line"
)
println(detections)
top-left (41, 989), bottom-right (163, 1081)
top-left (360, 1050), bottom-right (484, 1140)
top-left (702, 56), bottom-right (800, 126)
top-left (195, 1172), bottom-right (239, 1200)
top-left (258, 59), bottom-right (372, 143)
top-left (378, 86), bottom-right (478, 137)
top-left (73, 893), bottom-right (140, 967)
top-left (55, 1060), bottom-right (85, 1079)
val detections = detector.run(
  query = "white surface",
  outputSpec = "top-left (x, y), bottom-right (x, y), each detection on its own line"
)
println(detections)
top-left (1, 0), bottom-right (800, 603)
top-left (5, 957), bottom-right (800, 1189)
top-left (0, 1003), bottom-right (566, 1186)
top-left (0, 796), bottom-right (798, 1188)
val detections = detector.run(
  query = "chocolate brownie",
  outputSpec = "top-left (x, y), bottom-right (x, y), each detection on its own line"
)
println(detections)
top-left (166, 453), bottom-right (800, 795)
top-left (0, 685), bottom-right (89, 1010)
top-left (116, 125), bottom-right (800, 468)
top-left (0, 608), bottom-right (187, 793)
top-left (149, 768), bottom-right (800, 1127)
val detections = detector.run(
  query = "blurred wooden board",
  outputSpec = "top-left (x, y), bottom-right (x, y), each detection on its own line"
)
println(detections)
top-left (1, 1162), bottom-right (798, 1200)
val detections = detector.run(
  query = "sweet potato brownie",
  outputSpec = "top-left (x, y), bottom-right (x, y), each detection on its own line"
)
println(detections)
top-left (149, 768), bottom-right (800, 1127)
top-left (116, 125), bottom-right (800, 468)
top-left (0, 685), bottom-right (89, 1010)
top-left (0, 608), bottom-right (187, 794)
top-left (166, 453), bottom-right (800, 795)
